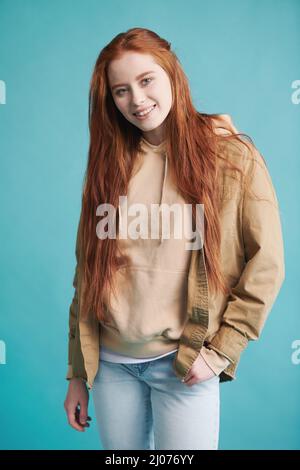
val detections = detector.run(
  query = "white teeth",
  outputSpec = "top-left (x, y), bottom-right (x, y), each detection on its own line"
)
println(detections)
top-left (135, 105), bottom-right (155, 117)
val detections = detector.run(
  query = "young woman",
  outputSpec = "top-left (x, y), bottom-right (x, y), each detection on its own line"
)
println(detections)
top-left (63, 28), bottom-right (285, 450)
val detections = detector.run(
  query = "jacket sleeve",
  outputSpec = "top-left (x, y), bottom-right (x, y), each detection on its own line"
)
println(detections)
top-left (66, 213), bottom-right (87, 382)
top-left (206, 145), bottom-right (285, 379)
top-left (200, 345), bottom-right (230, 376)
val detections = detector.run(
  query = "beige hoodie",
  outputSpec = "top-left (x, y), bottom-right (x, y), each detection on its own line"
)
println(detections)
top-left (100, 136), bottom-right (229, 375)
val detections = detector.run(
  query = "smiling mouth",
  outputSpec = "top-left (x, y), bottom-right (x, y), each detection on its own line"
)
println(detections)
top-left (133, 104), bottom-right (156, 117)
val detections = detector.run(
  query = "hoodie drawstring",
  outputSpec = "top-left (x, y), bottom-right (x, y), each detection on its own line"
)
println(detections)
top-left (159, 153), bottom-right (168, 244)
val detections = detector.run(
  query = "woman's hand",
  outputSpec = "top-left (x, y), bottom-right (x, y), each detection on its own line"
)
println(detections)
top-left (64, 377), bottom-right (92, 432)
top-left (182, 353), bottom-right (216, 386)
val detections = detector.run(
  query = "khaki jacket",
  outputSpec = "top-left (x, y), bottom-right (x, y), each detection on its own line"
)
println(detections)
top-left (66, 138), bottom-right (285, 389)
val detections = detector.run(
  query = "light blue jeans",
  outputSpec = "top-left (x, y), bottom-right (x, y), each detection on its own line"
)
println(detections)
top-left (92, 351), bottom-right (220, 450)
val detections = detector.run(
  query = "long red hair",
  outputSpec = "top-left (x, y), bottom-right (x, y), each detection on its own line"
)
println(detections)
top-left (78, 27), bottom-right (254, 322)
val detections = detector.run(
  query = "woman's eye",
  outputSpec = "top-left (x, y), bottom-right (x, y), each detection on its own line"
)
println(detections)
top-left (115, 78), bottom-right (153, 96)
top-left (142, 77), bottom-right (153, 85)
top-left (116, 88), bottom-right (126, 96)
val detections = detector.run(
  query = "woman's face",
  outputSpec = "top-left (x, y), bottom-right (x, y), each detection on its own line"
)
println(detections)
top-left (108, 51), bottom-right (173, 145)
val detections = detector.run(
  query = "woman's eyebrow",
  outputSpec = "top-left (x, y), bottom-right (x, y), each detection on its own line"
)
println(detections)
top-left (111, 71), bottom-right (156, 90)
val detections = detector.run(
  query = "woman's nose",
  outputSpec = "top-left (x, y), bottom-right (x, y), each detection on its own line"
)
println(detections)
top-left (131, 87), bottom-right (146, 106)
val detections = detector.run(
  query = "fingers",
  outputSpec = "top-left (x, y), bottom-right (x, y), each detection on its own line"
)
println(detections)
top-left (78, 406), bottom-right (87, 426)
top-left (181, 371), bottom-right (193, 384)
top-left (182, 372), bottom-right (216, 386)
top-left (65, 403), bottom-right (92, 432)
top-left (67, 406), bottom-right (86, 432)
top-left (76, 407), bottom-right (92, 427)
top-left (182, 375), bottom-right (196, 387)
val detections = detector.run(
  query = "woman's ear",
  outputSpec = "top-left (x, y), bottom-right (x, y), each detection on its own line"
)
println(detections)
top-left (211, 113), bottom-right (239, 135)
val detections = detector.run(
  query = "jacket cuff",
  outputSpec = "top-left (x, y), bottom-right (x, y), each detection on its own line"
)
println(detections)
top-left (200, 345), bottom-right (231, 376)
top-left (66, 364), bottom-right (74, 380)
top-left (206, 323), bottom-right (249, 364)
top-left (66, 364), bottom-right (88, 384)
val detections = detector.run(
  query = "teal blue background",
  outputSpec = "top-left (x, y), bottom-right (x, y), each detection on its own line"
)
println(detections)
top-left (0, 0), bottom-right (299, 450)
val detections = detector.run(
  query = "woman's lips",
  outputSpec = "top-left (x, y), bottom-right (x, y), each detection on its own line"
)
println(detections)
top-left (133, 104), bottom-right (156, 120)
